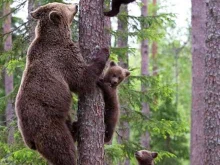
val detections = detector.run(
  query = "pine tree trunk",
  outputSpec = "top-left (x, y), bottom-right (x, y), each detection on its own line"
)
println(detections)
top-left (190, 1), bottom-right (205, 164)
top-left (0, 6), bottom-right (3, 124)
top-left (140, 0), bottom-right (150, 149)
top-left (3, 1), bottom-right (14, 145)
top-left (78, 0), bottom-right (110, 164)
top-left (204, 0), bottom-right (220, 164)
top-left (117, 5), bottom-right (130, 165)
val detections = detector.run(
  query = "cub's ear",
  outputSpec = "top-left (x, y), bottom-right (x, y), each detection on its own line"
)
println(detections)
top-left (125, 70), bottom-right (130, 77)
top-left (110, 61), bottom-right (117, 67)
top-left (151, 152), bottom-right (158, 159)
top-left (31, 7), bottom-right (43, 19)
top-left (49, 11), bottom-right (62, 24)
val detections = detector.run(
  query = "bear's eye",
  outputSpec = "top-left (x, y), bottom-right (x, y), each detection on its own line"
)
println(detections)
top-left (113, 74), bottom-right (117, 78)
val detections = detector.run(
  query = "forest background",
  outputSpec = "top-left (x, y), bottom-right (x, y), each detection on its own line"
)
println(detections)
top-left (0, 0), bottom-right (192, 164)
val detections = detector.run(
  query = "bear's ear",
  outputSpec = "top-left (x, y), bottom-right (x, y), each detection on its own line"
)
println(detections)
top-left (151, 152), bottom-right (158, 159)
top-left (49, 11), bottom-right (62, 24)
top-left (31, 7), bottom-right (44, 19)
top-left (125, 70), bottom-right (130, 77)
top-left (110, 61), bottom-right (117, 67)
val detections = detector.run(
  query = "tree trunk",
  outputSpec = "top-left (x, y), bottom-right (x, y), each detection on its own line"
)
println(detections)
top-left (140, 0), bottom-right (150, 149)
top-left (3, 1), bottom-right (14, 145)
top-left (204, 0), bottom-right (220, 164)
top-left (117, 5), bottom-right (130, 165)
top-left (0, 6), bottom-right (3, 124)
top-left (191, 1), bottom-right (206, 165)
top-left (78, 0), bottom-right (110, 164)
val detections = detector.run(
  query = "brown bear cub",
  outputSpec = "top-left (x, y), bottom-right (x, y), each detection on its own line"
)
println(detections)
top-left (15, 2), bottom-right (109, 165)
top-left (97, 61), bottom-right (130, 143)
top-left (135, 150), bottom-right (158, 165)
top-left (104, 0), bottom-right (135, 17)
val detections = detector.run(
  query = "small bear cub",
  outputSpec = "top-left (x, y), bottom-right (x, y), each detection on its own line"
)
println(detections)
top-left (135, 150), bottom-right (158, 165)
top-left (104, 0), bottom-right (136, 17)
top-left (98, 61), bottom-right (130, 143)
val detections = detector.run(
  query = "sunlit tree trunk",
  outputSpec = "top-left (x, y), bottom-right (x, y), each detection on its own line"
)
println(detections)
top-left (204, 0), bottom-right (220, 164)
top-left (117, 5), bottom-right (130, 165)
top-left (190, 0), bottom-right (205, 164)
top-left (78, 0), bottom-right (110, 164)
top-left (140, 0), bottom-right (150, 149)
top-left (3, 1), bottom-right (14, 145)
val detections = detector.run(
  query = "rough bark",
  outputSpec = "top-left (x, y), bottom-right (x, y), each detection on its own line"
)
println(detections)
top-left (191, 1), bottom-right (206, 165)
top-left (117, 5), bottom-right (130, 165)
top-left (78, 0), bottom-right (110, 164)
top-left (140, 0), bottom-right (150, 149)
top-left (204, 0), bottom-right (220, 164)
top-left (3, 1), bottom-right (14, 145)
top-left (0, 5), bottom-right (3, 125)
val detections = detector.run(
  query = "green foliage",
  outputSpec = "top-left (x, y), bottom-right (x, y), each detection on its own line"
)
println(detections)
top-left (103, 2), bottom-right (190, 165)
top-left (0, 126), bottom-right (46, 165)
top-left (0, 0), bottom-right (190, 165)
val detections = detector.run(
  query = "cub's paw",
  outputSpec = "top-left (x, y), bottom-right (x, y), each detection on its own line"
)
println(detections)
top-left (97, 79), bottom-right (105, 87)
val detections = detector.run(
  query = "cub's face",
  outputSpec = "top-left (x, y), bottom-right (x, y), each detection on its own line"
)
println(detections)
top-left (31, 2), bottom-right (78, 25)
top-left (104, 61), bottom-right (130, 87)
top-left (135, 150), bottom-right (158, 165)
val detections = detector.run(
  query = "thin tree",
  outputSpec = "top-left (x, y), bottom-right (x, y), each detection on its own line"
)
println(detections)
top-left (77, 0), bottom-right (110, 164)
top-left (140, 0), bottom-right (150, 149)
top-left (204, 0), bottom-right (220, 164)
top-left (117, 5), bottom-right (130, 165)
top-left (3, 0), bottom-right (14, 144)
top-left (190, 0), bottom-right (205, 164)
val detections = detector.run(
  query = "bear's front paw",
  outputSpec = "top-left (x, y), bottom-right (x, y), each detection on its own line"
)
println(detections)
top-left (92, 47), bottom-right (110, 63)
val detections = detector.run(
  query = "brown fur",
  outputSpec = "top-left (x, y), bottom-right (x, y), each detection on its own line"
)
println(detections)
top-left (97, 61), bottom-right (130, 143)
top-left (15, 3), bottom-right (109, 165)
top-left (135, 150), bottom-right (158, 165)
top-left (104, 0), bottom-right (135, 17)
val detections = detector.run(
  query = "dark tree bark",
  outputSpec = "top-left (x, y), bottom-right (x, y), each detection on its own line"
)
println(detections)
top-left (117, 5), bottom-right (130, 165)
top-left (204, 0), bottom-right (220, 164)
top-left (78, 0), bottom-right (110, 164)
top-left (190, 0), bottom-right (206, 164)
top-left (140, 0), bottom-right (150, 149)
top-left (3, 1), bottom-right (14, 145)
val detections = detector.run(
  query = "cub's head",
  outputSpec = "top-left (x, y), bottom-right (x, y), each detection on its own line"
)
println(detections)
top-left (31, 3), bottom-right (78, 36)
top-left (104, 61), bottom-right (130, 87)
top-left (135, 150), bottom-right (158, 165)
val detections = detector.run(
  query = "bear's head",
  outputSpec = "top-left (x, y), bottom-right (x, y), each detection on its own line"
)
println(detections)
top-left (31, 2), bottom-right (78, 39)
top-left (104, 61), bottom-right (130, 87)
top-left (135, 150), bottom-right (158, 165)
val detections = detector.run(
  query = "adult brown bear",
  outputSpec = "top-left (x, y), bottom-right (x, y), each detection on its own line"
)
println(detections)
top-left (15, 2), bottom-right (109, 165)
